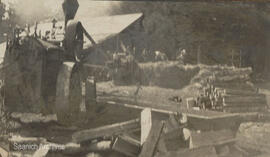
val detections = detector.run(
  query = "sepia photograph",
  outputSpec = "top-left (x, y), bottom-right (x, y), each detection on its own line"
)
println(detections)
top-left (0, 0), bottom-right (270, 156)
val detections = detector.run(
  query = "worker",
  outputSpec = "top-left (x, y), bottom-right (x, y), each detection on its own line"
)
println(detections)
top-left (177, 49), bottom-right (187, 64)
top-left (155, 51), bottom-right (168, 62)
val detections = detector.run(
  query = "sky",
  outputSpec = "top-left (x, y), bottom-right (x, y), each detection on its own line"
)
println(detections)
top-left (2, 0), bottom-right (119, 17)
top-left (1, 0), bottom-right (120, 24)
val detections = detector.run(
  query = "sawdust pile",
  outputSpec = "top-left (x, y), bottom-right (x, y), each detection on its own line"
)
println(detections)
top-left (139, 62), bottom-right (199, 89)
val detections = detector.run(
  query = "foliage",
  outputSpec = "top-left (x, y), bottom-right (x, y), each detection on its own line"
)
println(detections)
top-left (109, 2), bottom-right (270, 73)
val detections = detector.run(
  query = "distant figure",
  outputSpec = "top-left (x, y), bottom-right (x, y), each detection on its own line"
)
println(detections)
top-left (155, 51), bottom-right (168, 62)
top-left (142, 49), bottom-right (147, 62)
top-left (134, 82), bottom-right (142, 102)
top-left (134, 82), bottom-right (142, 96)
top-left (177, 49), bottom-right (187, 64)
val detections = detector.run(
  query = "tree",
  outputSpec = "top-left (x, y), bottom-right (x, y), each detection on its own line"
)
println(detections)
top-left (0, 0), bottom-right (5, 25)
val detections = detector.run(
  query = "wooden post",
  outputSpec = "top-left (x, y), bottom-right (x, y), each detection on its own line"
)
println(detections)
top-left (139, 121), bottom-right (164, 157)
top-left (141, 108), bottom-right (152, 145)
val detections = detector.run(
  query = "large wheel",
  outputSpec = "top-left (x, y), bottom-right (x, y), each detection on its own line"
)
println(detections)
top-left (55, 62), bottom-right (86, 125)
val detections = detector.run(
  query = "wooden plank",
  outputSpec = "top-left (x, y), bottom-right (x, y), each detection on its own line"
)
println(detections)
top-left (223, 107), bottom-right (266, 113)
top-left (10, 112), bottom-right (57, 124)
top-left (157, 146), bottom-right (217, 157)
top-left (72, 119), bottom-right (140, 143)
top-left (139, 121), bottom-right (164, 157)
top-left (98, 97), bottom-right (240, 120)
top-left (190, 130), bottom-right (236, 149)
top-left (224, 89), bottom-right (257, 96)
top-left (112, 135), bottom-right (141, 157)
top-left (223, 102), bottom-right (267, 107)
top-left (141, 108), bottom-right (152, 145)
top-left (224, 96), bottom-right (266, 104)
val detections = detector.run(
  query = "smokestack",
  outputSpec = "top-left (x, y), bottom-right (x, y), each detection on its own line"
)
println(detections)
top-left (62, 0), bottom-right (79, 28)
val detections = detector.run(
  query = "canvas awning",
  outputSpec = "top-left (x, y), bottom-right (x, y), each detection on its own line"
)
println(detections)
top-left (78, 13), bottom-right (143, 47)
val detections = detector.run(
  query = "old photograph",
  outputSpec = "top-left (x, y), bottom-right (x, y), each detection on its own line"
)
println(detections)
top-left (0, 0), bottom-right (270, 156)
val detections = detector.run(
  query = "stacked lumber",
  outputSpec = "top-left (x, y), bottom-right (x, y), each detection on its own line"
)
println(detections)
top-left (187, 79), bottom-right (268, 113)
top-left (221, 85), bottom-right (267, 113)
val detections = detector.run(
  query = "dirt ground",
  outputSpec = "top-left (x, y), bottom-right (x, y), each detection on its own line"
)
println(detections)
top-left (234, 81), bottom-right (270, 155)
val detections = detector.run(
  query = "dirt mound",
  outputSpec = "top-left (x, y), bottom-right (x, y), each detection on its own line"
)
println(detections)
top-left (138, 62), bottom-right (252, 90)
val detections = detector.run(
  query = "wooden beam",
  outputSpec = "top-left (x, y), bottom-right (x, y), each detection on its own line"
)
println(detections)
top-left (72, 119), bottom-right (140, 143)
top-left (112, 135), bottom-right (141, 157)
top-left (224, 89), bottom-right (257, 96)
top-left (224, 96), bottom-right (266, 104)
top-left (223, 106), bottom-right (266, 113)
top-left (82, 27), bottom-right (96, 45)
top-left (98, 96), bottom-right (240, 120)
top-left (139, 121), bottom-right (164, 157)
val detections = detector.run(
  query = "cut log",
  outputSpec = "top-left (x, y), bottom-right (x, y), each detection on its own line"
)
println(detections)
top-left (139, 121), bottom-right (164, 157)
top-left (72, 119), bottom-right (140, 143)
top-left (156, 146), bottom-right (217, 157)
top-left (61, 141), bottom-right (111, 155)
top-left (86, 153), bottom-right (103, 157)
top-left (10, 112), bottom-right (57, 124)
top-left (112, 135), bottom-right (141, 157)
top-left (190, 129), bottom-right (236, 149)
